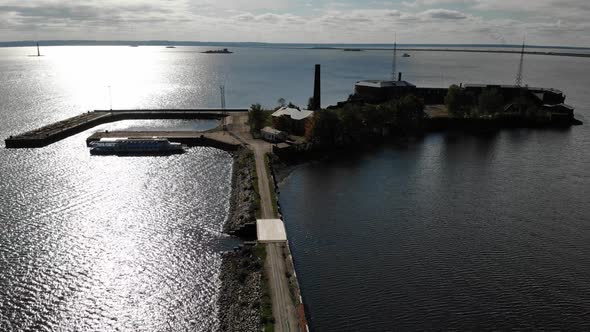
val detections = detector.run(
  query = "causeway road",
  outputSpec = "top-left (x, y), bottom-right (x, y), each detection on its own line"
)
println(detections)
top-left (228, 114), bottom-right (300, 332)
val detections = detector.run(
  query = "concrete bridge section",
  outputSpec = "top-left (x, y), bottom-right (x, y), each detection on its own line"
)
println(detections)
top-left (4, 109), bottom-right (248, 148)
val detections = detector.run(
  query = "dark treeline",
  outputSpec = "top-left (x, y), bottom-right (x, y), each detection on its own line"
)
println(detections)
top-left (306, 95), bottom-right (426, 146)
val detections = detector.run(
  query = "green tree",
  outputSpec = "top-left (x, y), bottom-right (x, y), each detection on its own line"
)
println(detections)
top-left (308, 109), bottom-right (340, 145)
top-left (478, 88), bottom-right (504, 115)
top-left (394, 95), bottom-right (426, 130)
top-left (287, 102), bottom-right (300, 110)
top-left (339, 104), bottom-right (363, 142)
top-left (445, 84), bottom-right (473, 118)
top-left (277, 98), bottom-right (286, 108)
top-left (361, 104), bottom-right (385, 130)
top-left (249, 103), bottom-right (268, 133)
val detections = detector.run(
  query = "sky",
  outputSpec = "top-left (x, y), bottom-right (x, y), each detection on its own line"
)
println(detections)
top-left (0, 0), bottom-right (589, 47)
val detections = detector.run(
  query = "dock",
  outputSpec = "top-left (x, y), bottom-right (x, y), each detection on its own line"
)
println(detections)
top-left (86, 130), bottom-right (241, 151)
top-left (5, 109), bottom-right (248, 148)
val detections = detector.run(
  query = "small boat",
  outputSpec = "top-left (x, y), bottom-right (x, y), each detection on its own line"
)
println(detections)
top-left (343, 48), bottom-right (363, 52)
top-left (202, 48), bottom-right (233, 54)
top-left (89, 137), bottom-right (185, 155)
top-left (166, 46), bottom-right (176, 48)
top-left (402, 53), bottom-right (411, 57)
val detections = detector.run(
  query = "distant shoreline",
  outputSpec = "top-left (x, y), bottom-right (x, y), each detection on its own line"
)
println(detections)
top-left (1, 40), bottom-right (589, 51)
top-left (2, 41), bottom-right (589, 58)
top-left (339, 48), bottom-right (590, 58)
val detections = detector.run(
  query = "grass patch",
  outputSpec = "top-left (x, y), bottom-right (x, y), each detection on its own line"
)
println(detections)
top-left (264, 153), bottom-right (279, 217)
top-left (255, 245), bottom-right (274, 332)
top-left (248, 107), bottom-right (274, 138)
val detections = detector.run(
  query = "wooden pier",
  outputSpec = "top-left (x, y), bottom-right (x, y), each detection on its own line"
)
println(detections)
top-left (4, 109), bottom-right (248, 148)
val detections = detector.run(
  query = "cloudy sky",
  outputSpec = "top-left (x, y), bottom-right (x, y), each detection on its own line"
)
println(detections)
top-left (0, 0), bottom-right (589, 46)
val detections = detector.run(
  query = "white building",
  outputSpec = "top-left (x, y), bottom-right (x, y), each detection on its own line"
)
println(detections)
top-left (271, 107), bottom-right (314, 121)
top-left (260, 126), bottom-right (288, 142)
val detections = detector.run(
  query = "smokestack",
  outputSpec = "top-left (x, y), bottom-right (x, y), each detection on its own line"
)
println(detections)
top-left (313, 64), bottom-right (321, 110)
top-left (398, 72), bottom-right (402, 82)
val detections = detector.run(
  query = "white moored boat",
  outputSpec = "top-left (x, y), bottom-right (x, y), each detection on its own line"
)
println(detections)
top-left (89, 137), bottom-right (185, 155)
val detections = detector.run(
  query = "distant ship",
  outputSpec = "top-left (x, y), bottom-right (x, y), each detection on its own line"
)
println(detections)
top-left (166, 46), bottom-right (176, 48)
top-left (402, 53), bottom-right (411, 57)
top-left (129, 45), bottom-right (139, 47)
top-left (343, 48), bottom-right (363, 52)
top-left (202, 48), bottom-right (233, 54)
top-left (89, 137), bottom-right (185, 155)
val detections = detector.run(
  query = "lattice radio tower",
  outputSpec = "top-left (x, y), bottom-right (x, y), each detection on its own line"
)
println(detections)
top-left (391, 32), bottom-right (397, 81)
top-left (515, 36), bottom-right (526, 87)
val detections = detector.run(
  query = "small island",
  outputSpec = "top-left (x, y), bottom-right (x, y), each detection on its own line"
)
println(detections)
top-left (247, 69), bottom-right (582, 164)
top-left (202, 48), bottom-right (233, 54)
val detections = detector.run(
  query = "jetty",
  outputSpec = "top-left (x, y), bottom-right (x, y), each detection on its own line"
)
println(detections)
top-left (86, 130), bottom-right (241, 151)
top-left (5, 109), bottom-right (247, 148)
top-left (226, 113), bottom-right (308, 332)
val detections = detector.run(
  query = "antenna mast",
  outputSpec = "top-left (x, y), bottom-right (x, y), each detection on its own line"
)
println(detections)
top-left (515, 36), bottom-right (526, 86)
top-left (391, 33), bottom-right (397, 81)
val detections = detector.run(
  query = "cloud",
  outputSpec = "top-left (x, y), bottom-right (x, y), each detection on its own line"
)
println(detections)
top-left (0, 0), bottom-right (589, 46)
top-left (420, 9), bottom-right (468, 19)
top-left (403, 0), bottom-right (475, 7)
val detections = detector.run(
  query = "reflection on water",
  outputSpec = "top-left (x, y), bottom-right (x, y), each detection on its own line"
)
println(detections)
top-left (0, 128), bottom-right (234, 331)
top-left (1, 45), bottom-right (589, 330)
top-left (280, 130), bottom-right (590, 331)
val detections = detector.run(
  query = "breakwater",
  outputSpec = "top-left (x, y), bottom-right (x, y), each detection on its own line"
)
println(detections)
top-left (5, 109), bottom-right (247, 148)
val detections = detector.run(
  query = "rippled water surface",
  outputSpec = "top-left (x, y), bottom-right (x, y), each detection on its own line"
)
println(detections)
top-left (1, 45), bottom-right (590, 331)
top-left (0, 132), bottom-right (233, 330)
top-left (278, 53), bottom-right (590, 330)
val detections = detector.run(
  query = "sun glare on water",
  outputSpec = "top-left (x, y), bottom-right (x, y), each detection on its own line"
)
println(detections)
top-left (47, 46), bottom-right (167, 110)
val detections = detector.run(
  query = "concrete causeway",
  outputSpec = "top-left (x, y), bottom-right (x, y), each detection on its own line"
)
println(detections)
top-left (227, 113), bottom-right (307, 332)
top-left (5, 109), bottom-right (247, 148)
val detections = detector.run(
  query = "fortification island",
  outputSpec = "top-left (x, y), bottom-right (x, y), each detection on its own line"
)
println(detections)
top-left (202, 48), bottom-right (233, 54)
top-left (248, 65), bottom-right (581, 167)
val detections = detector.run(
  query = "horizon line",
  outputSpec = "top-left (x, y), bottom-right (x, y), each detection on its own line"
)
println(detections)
top-left (0, 40), bottom-right (589, 50)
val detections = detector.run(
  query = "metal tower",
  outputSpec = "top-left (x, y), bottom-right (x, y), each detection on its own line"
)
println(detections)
top-left (391, 33), bottom-right (397, 81)
top-left (515, 37), bottom-right (526, 86)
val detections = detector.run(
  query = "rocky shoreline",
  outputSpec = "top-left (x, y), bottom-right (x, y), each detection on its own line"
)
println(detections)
top-left (218, 246), bottom-right (263, 332)
top-left (218, 148), bottom-right (264, 332)
top-left (224, 148), bottom-right (258, 238)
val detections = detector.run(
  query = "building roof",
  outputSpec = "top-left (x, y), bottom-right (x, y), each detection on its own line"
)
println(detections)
top-left (261, 126), bottom-right (285, 135)
top-left (463, 84), bottom-right (564, 95)
top-left (272, 107), bottom-right (314, 121)
top-left (355, 80), bottom-right (416, 88)
top-left (256, 219), bottom-right (287, 243)
top-left (542, 103), bottom-right (574, 110)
